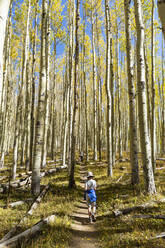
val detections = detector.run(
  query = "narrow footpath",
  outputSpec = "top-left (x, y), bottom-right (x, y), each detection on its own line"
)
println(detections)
top-left (69, 164), bottom-right (99, 248)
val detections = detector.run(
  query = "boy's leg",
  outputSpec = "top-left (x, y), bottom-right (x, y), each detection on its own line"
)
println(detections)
top-left (88, 205), bottom-right (93, 222)
top-left (91, 202), bottom-right (96, 222)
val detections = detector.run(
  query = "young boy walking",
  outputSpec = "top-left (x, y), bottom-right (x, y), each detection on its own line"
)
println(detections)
top-left (84, 171), bottom-right (97, 223)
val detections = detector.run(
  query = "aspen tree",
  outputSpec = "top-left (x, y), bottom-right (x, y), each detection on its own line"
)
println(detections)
top-left (82, 9), bottom-right (88, 161)
top-left (91, 0), bottom-right (97, 161)
top-left (12, 0), bottom-right (31, 179)
top-left (69, 0), bottom-right (80, 188)
top-left (62, 56), bottom-right (69, 167)
top-left (32, 0), bottom-right (47, 195)
top-left (105, 0), bottom-right (113, 177)
top-left (151, 0), bottom-right (156, 171)
top-left (42, 0), bottom-right (52, 168)
top-left (114, 5), bottom-right (123, 159)
top-left (110, 19), bottom-right (115, 167)
top-left (50, 39), bottom-right (56, 161)
top-left (24, 0), bottom-right (32, 170)
top-left (124, 0), bottom-right (139, 184)
top-left (96, 15), bottom-right (102, 161)
top-left (0, 0), bottom-right (10, 109)
top-left (134, 0), bottom-right (156, 194)
top-left (29, 0), bottom-right (38, 171)
top-left (68, 0), bottom-right (75, 168)
top-left (157, 0), bottom-right (165, 40)
top-left (0, 3), bottom-right (12, 168)
top-left (160, 35), bottom-right (165, 156)
top-left (144, 45), bottom-right (151, 134)
top-left (20, 0), bottom-right (31, 167)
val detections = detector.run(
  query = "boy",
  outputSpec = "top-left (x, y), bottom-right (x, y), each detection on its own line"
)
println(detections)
top-left (84, 171), bottom-right (97, 223)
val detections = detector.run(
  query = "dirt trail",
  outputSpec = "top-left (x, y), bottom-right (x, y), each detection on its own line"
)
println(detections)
top-left (69, 166), bottom-right (99, 248)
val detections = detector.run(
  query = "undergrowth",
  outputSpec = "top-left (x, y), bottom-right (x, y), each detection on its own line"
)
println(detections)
top-left (0, 156), bottom-right (81, 248)
top-left (86, 153), bottom-right (165, 248)
top-left (0, 151), bottom-right (165, 247)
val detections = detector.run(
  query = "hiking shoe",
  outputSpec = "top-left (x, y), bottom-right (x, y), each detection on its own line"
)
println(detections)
top-left (92, 214), bottom-right (96, 222)
top-left (89, 216), bottom-right (93, 223)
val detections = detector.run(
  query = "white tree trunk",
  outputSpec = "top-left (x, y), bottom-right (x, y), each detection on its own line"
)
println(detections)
top-left (42, 2), bottom-right (51, 168)
top-left (134, 0), bottom-right (156, 194)
top-left (0, 0), bottom-right (10, 108)
top-left (124, 0), bottom-right (139, 185)
top-left (151, 0), bottom-right (156, 171)
top-left (91, 1), bottom-right (97, 161)
top-left (69, 0), bottom-right (80, 188)
top-left (105, 0), bottom-right (113, 177)
top-left (32, 0), bottom-right (47, 195)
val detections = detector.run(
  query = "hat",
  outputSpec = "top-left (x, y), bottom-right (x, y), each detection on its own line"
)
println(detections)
top-left (87, 171), bottom-right (94, 178)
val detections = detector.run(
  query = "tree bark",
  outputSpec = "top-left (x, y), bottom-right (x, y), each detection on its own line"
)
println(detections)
top-left (105, 0), bottom-right (113, 177)
top-left (32, 0), bottom-right (47, 195)
top-left (134, 0), bottom-right (156, 194)
top-left (69, 0), bottom-right (80, 188)
top-left (91, 0), bottom-right (97, 161)
top-left (0, 0), bottom-right (10, 108)
top-left (157, 0), bottom-right (165, 40)
top-left (124, 0), bottom-right (139, 185)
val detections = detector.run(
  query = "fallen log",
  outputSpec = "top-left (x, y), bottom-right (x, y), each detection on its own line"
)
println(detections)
top-left (116, 175), bottom-right (123, 183)
top-left (0, 215), bottom-right (56, 248)
top-left (0, 200), bottom-right (31, 209)
top-left (40, 165), bottom-right (67, 178)
top-left (150, 232), bottom-right (165, 239)
top-left (0, 176), bottom-right (32, 193)
top-left (0, 176), bottom-right (7, 181)
top-left (0, 185), bottom-right (49, 243)
top-left (115, 158), bottom-right (130, 163)
top-left (156, 167), bottom-right (165, 170)
top-left (156, 158), bottom-right (165, 162)
top-left (4, 199), bottom-right (33, 208)
top-left (113, 202), bottom-right (155, 217)
top-left (24, 184), bottom-right (49, 217)
top-left (133, 214), bottom-right (165, 219)
top-left (0, 165), bottom-right (67, 193)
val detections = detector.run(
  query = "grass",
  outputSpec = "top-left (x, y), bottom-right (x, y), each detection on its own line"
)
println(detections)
top-left (86, 154), bottom-right (165, 248)
top-left (0, 156), bottom-right (82, 248)
top-left (1, 152), bottom-right (165, 247)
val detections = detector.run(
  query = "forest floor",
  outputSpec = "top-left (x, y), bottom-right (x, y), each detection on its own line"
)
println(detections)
top-left (0, 152), bottom-right (165, 247)
top-left (69, 164), bottom-right (98, 248)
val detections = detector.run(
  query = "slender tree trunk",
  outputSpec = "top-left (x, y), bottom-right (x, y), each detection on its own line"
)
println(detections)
top-left (134, 0), bottom-right (156, 194)
top-left (0, 0), bottom-right (10, 108)
top-left (105, 0), bottom-right (113, 177)
top-left (29, 0), bottom-right (38, 171)
top-left (157, 0), bottom-right (165, 40)
top-left (91, 0), bottom-right (97, 161)
top-left (82, 9), bottom-right (88, 162)
top-left (42, 1), bottom-right (51, 168)
top-left (151, 0), bottom-right (156, 171)
top-left (69, 0), bottom-right (80, 188)
top-left (124, 0), bottom-right (139, 185)
top-left (110, 27), bottom-right (115, 167)
top-left (62, 61), bottom-right (69, 167)
top-left (32, 0), bottom-right (47, 195)
top-left (0, 4), bottom-right (12, 168)
top-left (20, 0), bottom-right (31, 167)
top-left (161, 35), bottom-right (165, 156)
top-left (68, 0), bottom-right (75, 169)
top-left (96, 15), bottom-right (102, 162)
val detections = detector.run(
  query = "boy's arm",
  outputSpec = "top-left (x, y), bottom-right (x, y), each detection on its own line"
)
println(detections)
top-left (94, 180), bottom-right (97, 190)
top-left (85, 182), bottom-right (87, 191)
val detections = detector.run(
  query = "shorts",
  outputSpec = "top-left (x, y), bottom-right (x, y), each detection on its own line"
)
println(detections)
top-left (86, 193), bottom-right (96, 207)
